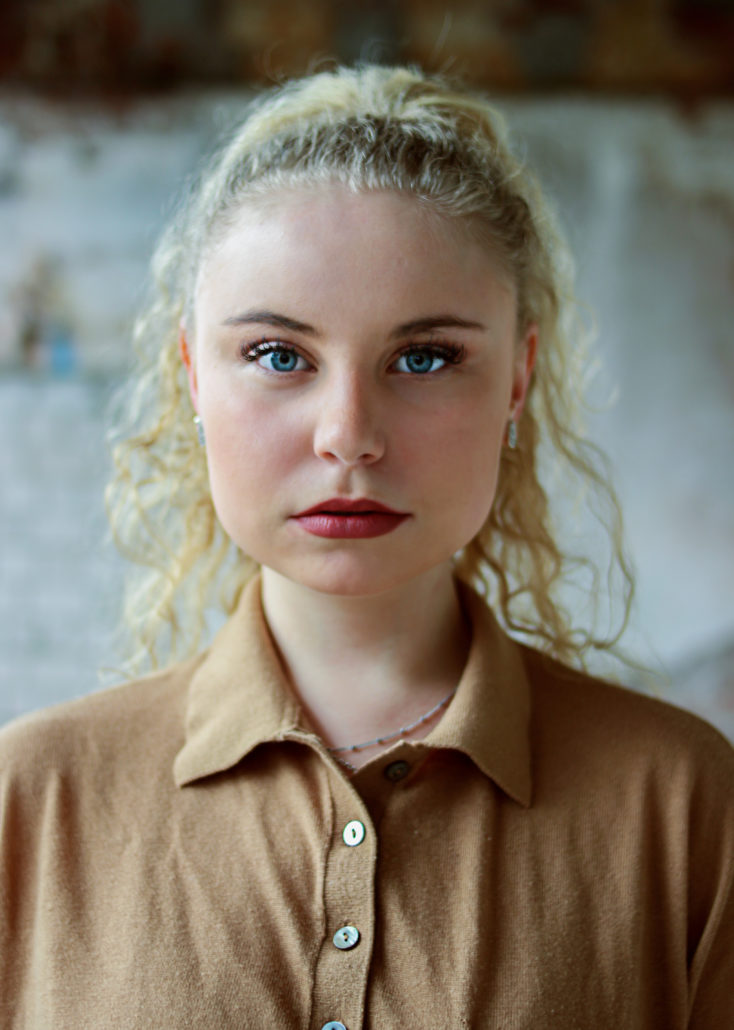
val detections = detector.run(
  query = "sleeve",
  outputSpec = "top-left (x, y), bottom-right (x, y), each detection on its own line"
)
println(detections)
top-left (0, 710), bottom-right (73, 1024)
top-left (0, 720), bottom-right (35, 1024)
top-left (685, 725), bottom-right (734, 1027)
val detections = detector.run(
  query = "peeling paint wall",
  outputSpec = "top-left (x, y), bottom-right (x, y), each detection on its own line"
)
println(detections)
top-left (1, 93), bottom-right (733, 738)
top-left (2, 1), bottom-right (733, 95)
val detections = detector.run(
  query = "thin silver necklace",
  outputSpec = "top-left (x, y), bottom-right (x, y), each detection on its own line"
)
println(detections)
top-left (326, 686), bottom-right (458, 770)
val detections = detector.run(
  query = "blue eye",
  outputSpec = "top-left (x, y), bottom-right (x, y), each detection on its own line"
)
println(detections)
top-left (395, 349), bottom-right (445, 374)
top-left (394, 343), bottom-right (465, 375)
top-left (243, 342), bottom-right (310, 373)
top-left (263, 349), bottom-right (302, 373)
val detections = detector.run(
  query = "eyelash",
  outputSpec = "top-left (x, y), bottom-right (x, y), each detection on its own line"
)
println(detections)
top-left (240, 339), bottom-right (466, 376)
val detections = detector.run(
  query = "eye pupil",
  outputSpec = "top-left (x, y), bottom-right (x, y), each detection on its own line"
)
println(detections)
top-left (406, 351), bottom-right (434, 374)
top-left (271, 349), bottom-right (298, 372)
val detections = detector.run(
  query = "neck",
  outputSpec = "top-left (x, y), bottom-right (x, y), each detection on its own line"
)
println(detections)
top-left (259, 563), bottom-right (471, 755)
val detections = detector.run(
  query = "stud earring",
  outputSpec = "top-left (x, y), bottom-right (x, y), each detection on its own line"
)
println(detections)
top-left (507, 419), bottom-right (517, 450)
top-left (193, 414), bottom-right (205, 446)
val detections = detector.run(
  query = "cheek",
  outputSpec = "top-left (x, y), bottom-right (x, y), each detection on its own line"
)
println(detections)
top-left (199, 384), bottom-right (303, 517)
top-left (414, 398), bottom-right (506, 539)
top-left (404, 395), bottom-right (505, 477)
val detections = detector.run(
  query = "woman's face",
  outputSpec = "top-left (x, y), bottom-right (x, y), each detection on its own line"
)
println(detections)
top-left (185, 187), bottom-right (535, 597)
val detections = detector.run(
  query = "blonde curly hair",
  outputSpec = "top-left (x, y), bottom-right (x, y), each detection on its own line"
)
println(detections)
top-left (106, 62), bottom-right (634, 675)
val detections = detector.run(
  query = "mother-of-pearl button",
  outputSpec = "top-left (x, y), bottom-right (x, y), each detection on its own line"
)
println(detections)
top-left (342, 820), bottom-right (366, 846)
top-left (333, 925), bottom-right (360, 950)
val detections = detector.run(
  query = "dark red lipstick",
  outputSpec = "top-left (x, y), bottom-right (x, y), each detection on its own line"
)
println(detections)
top-left (292, 497), bottom-right (410, 538)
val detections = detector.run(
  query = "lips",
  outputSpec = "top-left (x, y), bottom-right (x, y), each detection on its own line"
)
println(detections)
top-left (291, 497), bottom-right (410, 539)
top-left (293, 497), bottom-right (407, 517)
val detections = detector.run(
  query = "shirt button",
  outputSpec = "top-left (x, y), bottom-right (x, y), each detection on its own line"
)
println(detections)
top-left (333, 925), bottom-right (360, 950)
top-left (384, 759), bottom-right (411, 782)
top-left (322, 1023), bottom-right (348, 1030)
top-left (342, 820), bottom-right (366, 846)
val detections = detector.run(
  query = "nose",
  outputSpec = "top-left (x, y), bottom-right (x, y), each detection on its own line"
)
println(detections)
top-left (312, 370), bottom-right (386, 467)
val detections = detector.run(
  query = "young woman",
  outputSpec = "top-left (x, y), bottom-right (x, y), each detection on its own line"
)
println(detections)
top-left (1, 64), bottom-right (732, 1028)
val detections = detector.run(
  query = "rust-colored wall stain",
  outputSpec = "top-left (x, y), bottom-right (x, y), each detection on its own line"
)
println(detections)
top-left (0, 1), bottom-right (732, 97)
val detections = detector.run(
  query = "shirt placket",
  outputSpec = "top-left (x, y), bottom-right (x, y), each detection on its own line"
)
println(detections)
top-left (311, 762), bottom-right (377, 1030)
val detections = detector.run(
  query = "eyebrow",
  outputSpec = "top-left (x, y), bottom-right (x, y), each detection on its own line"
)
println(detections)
top-left (221, 310), bottom-right (316, 334)
top-left (221, 309), bottom-right (486, 338)
top-left (391, 315), bottom-right (486, 338)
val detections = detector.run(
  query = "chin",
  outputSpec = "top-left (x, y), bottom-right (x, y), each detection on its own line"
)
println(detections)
top-left (269, 548), bottom-right (451, 599)
top-left (291, 562), bottom-right (403, 597)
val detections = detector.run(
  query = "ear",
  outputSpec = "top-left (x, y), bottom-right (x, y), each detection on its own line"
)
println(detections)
top-left (179, 323), bottom-right (199, 411)
top-left (509, 322), bottom-right (537, 421)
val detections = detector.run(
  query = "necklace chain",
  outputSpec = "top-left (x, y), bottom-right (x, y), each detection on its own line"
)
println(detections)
top-left (326, 685), bottom-right (457, 756)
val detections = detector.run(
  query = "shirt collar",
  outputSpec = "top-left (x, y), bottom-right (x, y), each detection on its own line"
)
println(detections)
top-left (425, 580), bottom-right (532, 806)
top-left (174, 573), bottom-right (532, 806)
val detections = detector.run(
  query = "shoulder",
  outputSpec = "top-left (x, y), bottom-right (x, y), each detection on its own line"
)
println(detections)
top-left (520, 644), bottom-right (734, 798)
top-left (0, 657), bottom-right (202, 798)
top-left (518, 644), bottom-right (734, 1010)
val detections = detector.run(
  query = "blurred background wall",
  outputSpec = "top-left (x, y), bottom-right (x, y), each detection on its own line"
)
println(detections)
top-left (1, 0), bottom-right (733, 736)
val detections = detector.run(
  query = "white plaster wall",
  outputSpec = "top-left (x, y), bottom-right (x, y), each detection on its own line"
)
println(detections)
top-left (1, 93), bottom-right (732, 736)
top-left (507, 99), bottom-right (734, 685)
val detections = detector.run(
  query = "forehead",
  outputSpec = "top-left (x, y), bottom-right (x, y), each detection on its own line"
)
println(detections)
top-left (195, 187), bottom-right (516, 328)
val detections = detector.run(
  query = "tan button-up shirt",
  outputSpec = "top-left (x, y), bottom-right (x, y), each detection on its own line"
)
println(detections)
top-left (2, 575), bottom-right (733, 1028)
